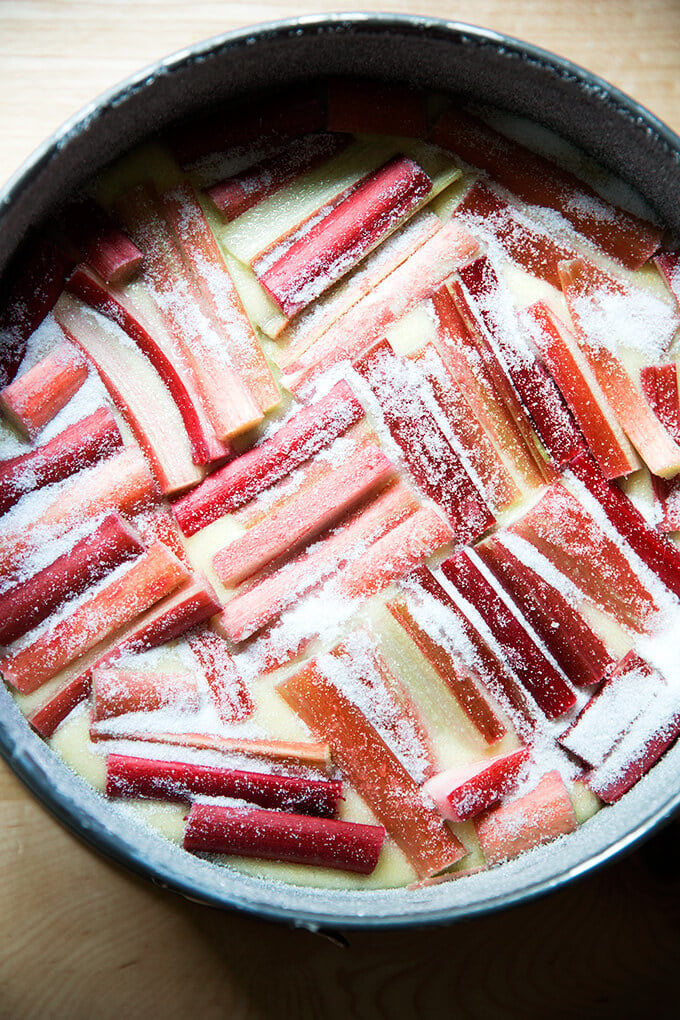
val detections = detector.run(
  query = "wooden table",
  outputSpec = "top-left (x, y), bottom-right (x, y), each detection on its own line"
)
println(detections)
top-left (1, 3), bottom-right (679, 1016)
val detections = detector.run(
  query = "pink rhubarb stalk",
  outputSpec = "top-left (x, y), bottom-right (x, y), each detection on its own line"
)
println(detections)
top-left (92, 667), bottom-right (201, 720)
top-left (184, 802), bottom-right (385, 875)
top-left (213, 442), bottom-right (395, 586)
top-left (423, 747), bottom-right (531, 823)
top-left (173, 379), bottom-right (365, 536)
top-left (259, 155), bottom-right (433, 317)
top-left (186, 628), bottom-right (253, 724)
top-left (60, 198), bottom-right (143, 284)
top-left (107, 753), bottom-right (341, 818)
top-left (278, 659), bottom-right (466, 878)
top-left (0, 541), bottom-right (189, 694)
top-left (655, 250), bottom-right (680, 307)
top-left (0, 405), bottom-right (122, 516)
top-left (640, 364), bottom-right (680, 530)
top-left (0, 340), bottom-right (88, 440)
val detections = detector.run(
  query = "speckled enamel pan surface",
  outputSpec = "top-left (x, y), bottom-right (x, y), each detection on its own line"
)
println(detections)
top-left (1, 14), bottom-right (680, 931)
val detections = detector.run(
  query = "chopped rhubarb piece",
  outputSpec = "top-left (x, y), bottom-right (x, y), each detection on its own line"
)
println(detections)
top-left (278, 211), bottom-right (440, 355)
top-left (213, 443), bottom-right (395, 586)
top-left (89, 727), bottom-right (331, 769)
top-left (411, 342), bottom-right (521, 513)
top-left (568, 451), bottom-right (680, 599)
top-left (326, 78), bottom-right (427, 137)
top-left (107, 753), bottom-right (341, 817)
top-left (0, 340), bottom-right (88, 440)
top-left (135, 507), bottom-right (192, 567)
top-left (168, 90), bottom-right (325, 167)
top-left (559, 652), bottom-right (662, 768)
top-left (476, 538), bottom-right (616, 688)
top-left (0, 238), bottom-right (73, 387)
top-left (641, 364), bottom-right (680, 530)
top-left (260, 155), bottom-right (433, 317)
top-left (431, 284), bottom-right (546, 492)
top-left (184, 803), bottom-right (384, 875)
top-left (430, 105), bottom-right (662, 269)
top-left (524, 301), bottom-right (638, 479)
top-left (285, 219), bottom-right (479, 390)
top-left (59, 198), bottom-right (143, 284)
top-left (0, 405), bottom-right (122, 516)
top-left (424, 747), bottom-right (531, 822)
top-left (278, 660), bottom-right (466, 878)
top-left (442, 550), bottom-right (577, 719)
top-left (455, 257), bottom-right (583, 470)
top-left (186, 628), bottom-right (253, 724)
top-left (173, 379), bottom-right (365, 535)
top-left (55, 295), bottom-right (203, 495)
top-left (353, 339), bottom-right (494, 539)
top-left (473, 770), bottom-right (577, 864)
top-left (655, 250), bottom-right (680, 307)
top-left (455, 180), bottom-right (579, 288)
top-left (337, 506), bottom-right (453, 600)
top-left (28, 672), bottom-right (92, 739)
top-left (510, 481), bottom-right (660, 631)
top-left (161, 183), bottom-right (280, 413)
top-left (586, 694), bottom-right (680, 803)
top-left (92, 668), bottom-right (200, 720)
top-left (386, 597), bottom-right (507, 744)
top-left (220, 483), bottom-right (418, 642)
top-left (207, 132), bottom-right (351, 221)
top-left (0, 511), bottom-right (144, 646)
top-left (559, 257), bottom-right (680, 478)
top-left (114, 183), bottom-right (262, 440)
top-left (0, 541), bottom-right (188, 694)
top-left (66, 265), bottom-right (227, 467)
top-left (0, 446), bottom-right (157, 580)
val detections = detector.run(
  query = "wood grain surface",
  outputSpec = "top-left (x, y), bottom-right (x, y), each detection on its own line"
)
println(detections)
top-left (1, 3), bottom-right (680, 1017)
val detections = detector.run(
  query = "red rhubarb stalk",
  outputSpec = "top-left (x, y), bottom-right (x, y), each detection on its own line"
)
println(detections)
top-left (524, 300), bottom-right (638, 479)
top-left (441, 550), bottom-right (576, 720)
top-left (213, 442), bottom-right (395, 586)
top-left (655, 250), bottom-right (680, 307)
top-left (423, 747), bottom-right (531, 823)
top-left (161, 183), bottom-right (280, 413)
top-left (207, 132), bottom-right (351, 221)
top-left (114, 183), bottom-right (262, 439)
top-left (278, 660), bottom-right (466, 878)
top-left (473, 770), bottom-right (577, 864)
top-left (476, 537), bottom-right (616, 688)
top-left (430, 105), bottom-right (662, 269)
top-left (410, 342), bottom-right (521, 512)
top-left (260, 155), bottom-right (433, 317)
top-left (559, 257), bottom-right (680, 478)
top-left (92, 667), bottom-right (201, 720)
top-left (0, 340), bottom-right (88, 440)
top-left (640, 364), bottom-right (680, 530)
top-left (0, 238), bottom-right (73, 388)
top-left (89, 726), bottom-right (331, 768)
top-left (183, 802), bottom-right (385, 875)
top-left (337, 506), bottom-right (454, 600)
top-left (0, 446), bottom-right (157, 579)
top-left (173, 379), bottom-right (365, 536)
top-left (510, 481), bottom-right (660, 631)
top-left (56, 295), bottom-right (203, 495)
top-left (0, 541), bottom-right (188, 694)
top-left (59, 198), bottom-right (143, 284)
top-left (0, 405), bottom-right (122, 516)
top-left (455, 180), bottom-right (578, 288)
top-left (186, 628), bottom-right (253, 724)
top-left (0, 511), bottom-right (144, 646)
top-left (326, 78), bottom-right (427, 137)
top-left (567, 450), bottom-right (680, 602)
top-left (135, 508), bottom-right (192, 567)
top-left (28, 672), bottom-right (93, 739)
top-left (285, 219), bottom-right (479, 390)
top-left (353, 339), bottom-right (494, 540)
top-left (386, 597), bottom-right (507, 744)
top-left (66, 265), bottom-right (227, 466)
top-left (220, 482), bottom-right (419, 642)
top-left (107, 753), bottom-right (341, 818)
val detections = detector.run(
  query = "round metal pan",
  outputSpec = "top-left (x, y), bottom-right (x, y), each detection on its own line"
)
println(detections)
top-left (1, 14), bottom-right (679, 931)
